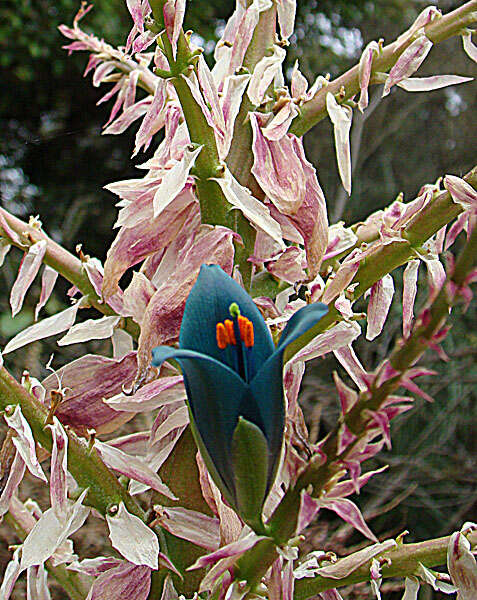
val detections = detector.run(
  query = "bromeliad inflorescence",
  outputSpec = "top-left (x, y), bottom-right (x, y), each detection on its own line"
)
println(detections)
top-left (152, 264), bottom-right (328, 530)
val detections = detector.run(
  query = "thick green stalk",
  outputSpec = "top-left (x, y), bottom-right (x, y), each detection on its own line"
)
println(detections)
top-left (290, 1), bottom-right (477, 136)
top-left (283, 166), bottom-right (477, 362)
top-left (170, 73), bottom-right (231, 227)
top-left (238, 180), bottom-right (477, 589)
top-left (151, 19), bottom-right (257, 281)
top-left (294, 530), bottom-right (477, 599)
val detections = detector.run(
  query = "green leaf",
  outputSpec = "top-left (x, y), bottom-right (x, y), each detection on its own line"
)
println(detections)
top-left (232, 417), bottom-right (269, 530)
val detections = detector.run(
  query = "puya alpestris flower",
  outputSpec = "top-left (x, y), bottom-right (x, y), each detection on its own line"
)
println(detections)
top-left (152, 264), bottom-right (328, 529)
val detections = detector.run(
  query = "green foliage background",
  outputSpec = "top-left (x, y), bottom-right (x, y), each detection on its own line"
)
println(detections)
top-left (0, 1), bottom-right (475, 597)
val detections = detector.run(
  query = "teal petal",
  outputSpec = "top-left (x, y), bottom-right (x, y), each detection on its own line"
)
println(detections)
top-left (151, 345), bottom-right (247, 498)
top-left (249, 352), bottom-right (284, 490)
top-left (179, 265), bottom-right (274, 380)
top-left (250, 302), bottom-right (329, 487)
top-left (277, 302), bottom-right (328, 351)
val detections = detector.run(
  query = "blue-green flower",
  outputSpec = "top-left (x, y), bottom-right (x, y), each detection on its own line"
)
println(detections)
top-left (152, 264), bottom-right (327, 527)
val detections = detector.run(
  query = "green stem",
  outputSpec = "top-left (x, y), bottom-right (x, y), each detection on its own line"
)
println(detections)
top-left (294, 530), bottom-right (477, 599)
top-left (290, 1), bottom-right (477, 136)
top-left (0, 367), bottom-right (161, 530)
top-left (238, 178), bottom-right (477, 589)
top-left (155, 24), bottom-right (231, 228)
top-left (283, 165), bottom-right (477, 362)
top-left (169, 73), bottom-right (231, 227)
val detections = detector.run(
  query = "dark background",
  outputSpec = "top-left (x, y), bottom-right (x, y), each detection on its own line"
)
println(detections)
top-left (0, 1), bottom-right (475, 597)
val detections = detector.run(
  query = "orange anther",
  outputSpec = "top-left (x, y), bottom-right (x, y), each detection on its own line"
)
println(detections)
top-left (244, 320), bottom-right (254, 348)
top-left (237, 315), bottom-right (248, 341)
top-left (216, 322), bottom-right (229, 349)
top-left (224, 319), bottom-right (236, 345)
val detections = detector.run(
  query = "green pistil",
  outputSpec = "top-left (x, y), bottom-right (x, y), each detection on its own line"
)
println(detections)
top-left (229, 302), bottom-right (241, 318)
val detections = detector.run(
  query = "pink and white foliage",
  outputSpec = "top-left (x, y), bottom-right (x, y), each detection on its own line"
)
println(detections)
top-left (212, 0), bottom-right (271, 84)
top-left (445, 174), bottom-right (477, 212)
top-left (250, 113), bottom-right (307, 215)
top-left (0, 451), bottom-right (26, 518)
top-left (447, 524), bottom-right (477, 600)
top-left (403, 259), bottom-right (420, 338)
top-left (10, 240), bottom-right (47, 317)
top-left (0, 547), bottom-right (22, 599)
top-left (288, 135), bottom-right (329, 278)
top-left (292, 321), bottom-right (362, 363)
top-left (152, 145), bottom-right (203, 218)
top-left (35, 266), bottom-right (58, 321)
top-left (462, 30), bottom-right (477, 63)
top-left (326, 93), bottom-right (352, 194)
top-left (366, 274), bottom-right (395, 341)
top-left (42, 353), bottom-right (138, 434)
top-left (4, 405), bottom-right (47, 482)
top-left (397, 75), bottom-right (472, 92)
top-left (333, 345), bottom-right (368, 391)
top-left (153, 506), bottom-right (220, 551)
top-left (85, 562), bottom-right (152, 600)
top-left (26, 558), bottom-right (52, 600)
top-left (295, 539), bottom-right (396, 580)
top-left (213, 169), bottom-right (285, 248)
top-left (103, 98), bottom-right (152, 135)
top-left (219, 73), bottom-right (251, 156)
top-left (58, 315), bottom-right (121, 346)
top-left (402, 577), bottom-right (421, 600)
top-left (20, 488), bottom-right (89, 570)
top-left (1, 4), bottom-right (476, 600)
top-left (95, 440), bottom-right (177, 499)
top-left (106, 374), bottom-right (186, 412)
top-left (3, 303), bottom-right (80, 355)
top-left (106, 502), bottom-right (159, 569)
top-left (187, 531), bottom-right (267, 575)
top-left (134, 79), bottom-right (167, 155)
top-left (276, 0), bottom-right (296, 40)
top-left (125, 0), bottom-right (151, 51)
top-left (268, 557), bottom-right (294, 600)
top-left (163, 0), bottom-right (186, 58)
top-left (48, 420), bottom-right (69, 519)
top-left (383, 35), bottom-right (433, 96)
top-left (358, 41), bottom-right (379, 112)
top-left (247, 45), bottom-right (287, 106)
top-left (417, 563), bottom-right (457, 594)
top-left (299, 493), bottom-right (378, 542)
top-left (260, 98), bottom-right (299, 142)
top-left (148, 403), bottom-right (189, 447)
top-left (290, 62), bottom-right (329, 104)
top-left (102, 186), bottom-right (199, 298)
top-left (196, 453), bottom-right (243, 546)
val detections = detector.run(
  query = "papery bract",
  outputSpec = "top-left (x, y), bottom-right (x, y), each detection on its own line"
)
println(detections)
top-left (447, 526), bottom-right (477, 600)
top-left (106, 502), bottom-right (159, 569)
top-left (383, 35), bottom-right (433, 96)
top-left (10, 240), bottom-right (47, 317)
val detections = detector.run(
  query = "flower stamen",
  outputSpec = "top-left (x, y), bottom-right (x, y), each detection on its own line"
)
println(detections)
top-left (225, 319), bottom-right (236, 345)
top-left (238, 315), bottom-right (254, 348)
top-left (216, 322), bottom-right (230, 349)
